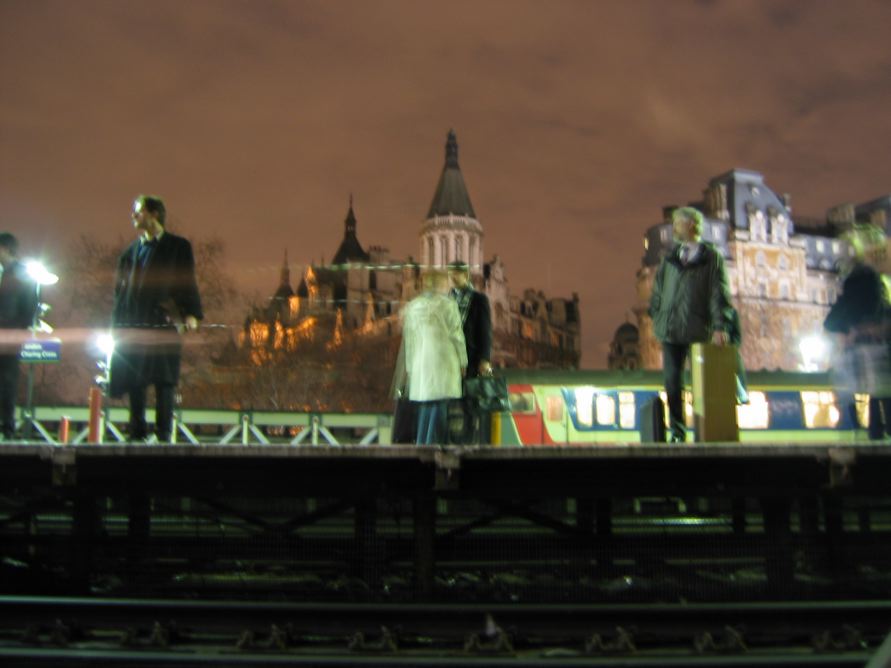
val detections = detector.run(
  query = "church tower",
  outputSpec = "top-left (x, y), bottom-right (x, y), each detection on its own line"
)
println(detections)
top-left (421, 130), bottom-right (484, 276)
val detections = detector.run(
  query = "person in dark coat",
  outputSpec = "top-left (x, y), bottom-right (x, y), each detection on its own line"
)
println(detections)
top-left (0, 233), bottom-right (39, 440)
top-left (824, 223), bottom-right (891, 439)
top-left (448, 261), bottom-right (493, 444)
top-left (110, 195), bottom-right (203, 442)
top-left (649, 207), bottom-right (733, 443)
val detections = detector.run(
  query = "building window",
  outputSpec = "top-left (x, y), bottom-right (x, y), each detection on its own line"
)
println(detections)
top-left (778, 254), bottom-right (788, 270)
top-left (468, 237), bottom-right (476, 267)
top-left (427, 237), bottom-right (434, 267)
top-left (440, 236), bottom-right (448, 266)
top-left (455, 235), bottom-right (463, 262)
top-left (780, 282), bottom-right (789, 300)
top-left (756, 251), bottom-right (767, 268)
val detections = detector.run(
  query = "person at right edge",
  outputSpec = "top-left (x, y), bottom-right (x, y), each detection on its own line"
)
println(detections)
top-left (448, 261), bottom-right (493, 444)
top-left (649, 207), bottom-right (732, 443)
top-left (824, 223), bottom-right (891, 440)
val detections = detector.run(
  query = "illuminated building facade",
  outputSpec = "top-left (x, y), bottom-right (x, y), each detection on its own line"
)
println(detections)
top-left (244, 131), bottom-right (581, 369)
top-left (625, 169), bottom-right (890, 372)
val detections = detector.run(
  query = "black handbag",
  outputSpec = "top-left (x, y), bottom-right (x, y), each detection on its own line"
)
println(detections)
top-left (464, 375), bottom-right (511, 412)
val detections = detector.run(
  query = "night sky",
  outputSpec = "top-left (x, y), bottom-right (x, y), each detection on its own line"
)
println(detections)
top-left (2, 0), bottom-right (891, 365)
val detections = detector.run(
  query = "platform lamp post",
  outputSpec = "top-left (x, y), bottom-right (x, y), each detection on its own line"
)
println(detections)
top-left (21, 260), bottom-right (59, 441)
top-left (91, 332), bottom-right (116, 444)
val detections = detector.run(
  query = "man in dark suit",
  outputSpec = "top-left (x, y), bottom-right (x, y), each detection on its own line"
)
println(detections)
top-left (0, 233), bottom-right (38, 440)
top-left (448, 261), bottom-right (493, 444)
top-left (110, 195), bottom-right (203, 442)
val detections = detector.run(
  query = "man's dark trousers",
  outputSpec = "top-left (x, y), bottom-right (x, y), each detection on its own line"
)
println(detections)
top-left (0, 355), bottom-right (20, 438)
top-left (662, 342), bottom-right (690, 442)
top-left (128, 383), bottom-right (175, 441)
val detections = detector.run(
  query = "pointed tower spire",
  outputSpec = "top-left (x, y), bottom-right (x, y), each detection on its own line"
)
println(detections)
top-left (332, 194), bottom-right (370, 265)
top-left (445, 129), bottom-right (459, 168)
top-left (427, 129), bottom-right (476, 218)
top-left (279, 249), bottom-right (290, 288)
top-left (345, 194), bottom-right (357, 236)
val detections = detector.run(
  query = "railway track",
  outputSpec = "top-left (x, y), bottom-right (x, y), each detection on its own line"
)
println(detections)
top-left (0, 596), bottom-right (887, 666)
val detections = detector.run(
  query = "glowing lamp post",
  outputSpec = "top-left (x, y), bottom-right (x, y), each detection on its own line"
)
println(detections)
top-left (21, 260), bottom-right (60, 440)
top-left (799, 335), bottom-right (828, 372)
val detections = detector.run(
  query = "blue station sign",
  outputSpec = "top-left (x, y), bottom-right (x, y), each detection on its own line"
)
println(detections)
top-left (21, 339), bottom-right (62, 363)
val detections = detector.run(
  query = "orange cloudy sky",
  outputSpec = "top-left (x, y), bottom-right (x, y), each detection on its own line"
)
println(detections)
top-left (2, 0), bottom-right (891, 365)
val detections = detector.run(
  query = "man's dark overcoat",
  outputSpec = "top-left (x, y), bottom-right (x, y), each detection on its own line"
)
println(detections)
top-left (109, 232), bottom-right (202, 398)
top-left (461, 290), bottom-right (492, 378)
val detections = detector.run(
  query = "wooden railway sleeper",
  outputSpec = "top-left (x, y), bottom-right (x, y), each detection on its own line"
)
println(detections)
top-left (464, 615), bottom-right (514, 654)
top-left (693, 625), bottom-right (747, 654)
top-left (347, 625), bottom-right (398, 652)
top-left (584, 625), bottom-right (637, 654)
top-left (236, 624), bottom-right (292, 650)
top-left (812, 624), bottom-right (869, 652)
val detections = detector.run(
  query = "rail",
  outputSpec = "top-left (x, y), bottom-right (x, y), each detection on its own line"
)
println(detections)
top-left (15, 405), bottom-right (393, 446)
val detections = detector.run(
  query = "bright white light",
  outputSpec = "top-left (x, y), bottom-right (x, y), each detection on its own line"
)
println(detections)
top-left (799, 335), bottom-right (827, 372)
top-left (34, 319), bottom-right (53, 334)
top-left (24, 260), bottom-right (59, 286)
top-left (95, 333), bottom-right (115, 357)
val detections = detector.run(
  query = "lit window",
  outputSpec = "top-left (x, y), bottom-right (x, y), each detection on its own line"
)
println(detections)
top-left (854, 393), bottom-right (870, 429)
top-left (832, 241), bottom-right (840, 254)
top-left (816, 240), bottom-right (825, 253)
top-left (737, 392), bottom-right (769, 429)
top-left (574, 387), bottom-right (595, 426)
top-left (619, 392), bottom-right (636, 429)
top-left (801, 391), bottom-right (840, 428)
top-left (596, 394), bottom-right (616, 426)
top-left (546, 395), bottom-right (564, 422)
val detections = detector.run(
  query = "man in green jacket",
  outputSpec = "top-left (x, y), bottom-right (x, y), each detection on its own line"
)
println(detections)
top-left (649, 207), bottom-right (732, 442)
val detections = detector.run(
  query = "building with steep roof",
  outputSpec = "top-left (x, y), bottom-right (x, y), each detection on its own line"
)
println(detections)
top-left (243, 130), bottom-right (580, 369)
top-left (420, 129), bottom-right (485, 275)
top-left (629, 168), bottom-right (889, 372)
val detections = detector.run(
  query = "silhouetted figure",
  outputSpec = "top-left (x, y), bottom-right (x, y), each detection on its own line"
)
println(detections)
top-left (824, 223), bottom-right (891, 440)
top-left (0, 233), bottom-right (39, 440)
top-left (448, 261), bottom-right (492, 444)
top-left (110, 195), bottom-right (203, 442)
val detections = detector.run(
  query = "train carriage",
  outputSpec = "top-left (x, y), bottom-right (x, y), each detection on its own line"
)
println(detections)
top-left (498, 369), bottom-right (862, 446)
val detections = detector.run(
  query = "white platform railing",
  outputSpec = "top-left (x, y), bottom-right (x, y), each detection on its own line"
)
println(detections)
top-left (15, 405), bottom-right (393, 446)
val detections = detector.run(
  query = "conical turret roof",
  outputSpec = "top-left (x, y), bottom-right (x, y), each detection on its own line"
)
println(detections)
top-left (426, 130), bottom-right (476, 219)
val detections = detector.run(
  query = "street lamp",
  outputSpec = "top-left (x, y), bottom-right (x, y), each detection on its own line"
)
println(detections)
top-left (21, 260), bottom-right (60, 440)
top-left (24, 260), bottom-right (59, 286)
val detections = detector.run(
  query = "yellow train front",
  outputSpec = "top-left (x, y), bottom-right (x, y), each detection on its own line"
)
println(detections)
top-left (497, 369), bottom-right (863, 445)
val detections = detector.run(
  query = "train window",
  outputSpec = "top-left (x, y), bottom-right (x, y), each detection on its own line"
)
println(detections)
top-left (574, 387), bottom-right (595, 426)
top-left (596, 394), bottom-right (616, 426)
top-left (509, 392), bottom-right (535, 414)
top-left (854, 393), bottom-right (869, 431)
top-left (546, 395), bottom-right (564, 422)
top-left (736, 391), bottom-right (769, 429)
top-left (801, 391), bottom-right (840, 428)
top-left (619, 392), bottom-right (636, 429)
